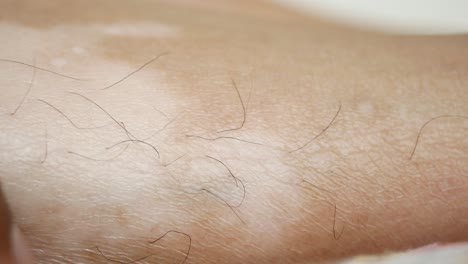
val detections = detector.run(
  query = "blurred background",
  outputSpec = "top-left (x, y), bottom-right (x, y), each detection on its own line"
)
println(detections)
top-left (273, 0), bottom-right (468, 34)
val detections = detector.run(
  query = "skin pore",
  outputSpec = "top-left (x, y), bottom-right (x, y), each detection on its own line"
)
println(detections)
top-left (0, 0), bottom-right (467, 263)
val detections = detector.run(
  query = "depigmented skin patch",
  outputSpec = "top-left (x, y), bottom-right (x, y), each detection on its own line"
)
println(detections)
top-left (1, 0), bottom-right (468, 264)
top-left (91, 22), bottom-right (179, 38)
top-left (50, 57), bottom-right (67, 67)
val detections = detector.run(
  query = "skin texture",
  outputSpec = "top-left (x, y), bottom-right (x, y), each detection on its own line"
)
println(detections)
top-left (0, 0), bottom-right (467, 263)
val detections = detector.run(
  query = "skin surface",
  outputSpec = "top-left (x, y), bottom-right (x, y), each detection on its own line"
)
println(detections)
top-left (0, 0), bottom-right (467, 263)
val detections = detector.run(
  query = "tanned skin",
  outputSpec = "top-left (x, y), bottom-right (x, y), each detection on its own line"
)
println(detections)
top-left (0, 0), bottom-right (467, 263)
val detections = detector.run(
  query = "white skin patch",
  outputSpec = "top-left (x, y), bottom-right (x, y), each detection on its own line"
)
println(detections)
top-left (358, 102), bottom-right (374, 115)
top-left (50, 58), bottom-right (68, 67)
top-left (92, 22), bottom-right (179, 38)
top-left (72, 46), bottom-right (86, 55)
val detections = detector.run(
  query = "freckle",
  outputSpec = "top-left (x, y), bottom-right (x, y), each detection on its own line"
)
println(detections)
top-left (51, 58), bottom-right (67, 67)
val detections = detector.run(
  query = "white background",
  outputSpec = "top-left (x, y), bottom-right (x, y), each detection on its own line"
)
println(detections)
top-left (273, 0), bottom-right (468, 34)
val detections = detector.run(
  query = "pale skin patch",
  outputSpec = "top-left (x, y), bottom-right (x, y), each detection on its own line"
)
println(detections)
top-left (0, 1), bottom-right (468, 264)
top-left (72, 46), bottom-right (86, 55)
top-left (357, 102), bottom-right (374, 116)
top-left (91, 22), bottom-right (180, 38)
top-left (50, 58), bottom-right (67, 68)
